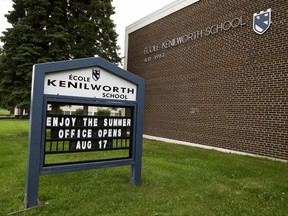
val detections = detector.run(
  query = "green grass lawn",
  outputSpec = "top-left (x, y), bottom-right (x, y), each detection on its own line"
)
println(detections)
top-left (0, 119), bottom-right (287, 215)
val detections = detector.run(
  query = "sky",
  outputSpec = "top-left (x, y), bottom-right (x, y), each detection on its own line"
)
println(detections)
top-left (0, 0), bottom-right (175, 57)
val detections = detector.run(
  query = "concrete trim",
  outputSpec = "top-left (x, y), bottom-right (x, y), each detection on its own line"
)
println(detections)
top-left (143, 134), bottom-right (287, 163)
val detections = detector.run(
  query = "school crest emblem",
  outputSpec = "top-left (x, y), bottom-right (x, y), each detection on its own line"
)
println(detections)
top-left (253, 8), bottom-right (271, 35)
top-left (92, 68), bottom-right (100, 81)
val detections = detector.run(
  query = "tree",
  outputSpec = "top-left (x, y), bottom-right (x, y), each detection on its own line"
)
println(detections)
top-left (68, 0), bottom-right (121, 61)
top-left (0, 48), bottom-right (17, 112)
top-left (0, 0), bottom-right (121, 113)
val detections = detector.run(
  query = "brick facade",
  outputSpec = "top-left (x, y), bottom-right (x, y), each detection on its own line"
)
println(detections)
top-left (126, 0), bottom-right (288, 160)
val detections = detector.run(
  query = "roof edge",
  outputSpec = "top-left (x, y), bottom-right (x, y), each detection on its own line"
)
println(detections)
top-left (125, 0), bottom-right (200, 34)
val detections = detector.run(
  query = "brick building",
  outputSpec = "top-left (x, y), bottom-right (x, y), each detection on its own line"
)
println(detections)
top-left (125, 0), bottom-right (287, 160)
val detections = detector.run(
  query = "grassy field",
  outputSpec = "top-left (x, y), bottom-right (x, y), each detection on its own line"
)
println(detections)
top-left (0, 119), bottom-right (287, 216)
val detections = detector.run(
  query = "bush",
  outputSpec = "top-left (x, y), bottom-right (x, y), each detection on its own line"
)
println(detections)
top-left (75, 108), bottom-right (84, 115)
top-left (95, 109), bottom-right (111, 116)
top-left (0, 108), bottom-right (10, 116)
top-left (48, 109), bottom-right (63, 115)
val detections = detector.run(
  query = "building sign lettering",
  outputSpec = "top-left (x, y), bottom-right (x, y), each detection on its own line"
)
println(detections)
top-left (144, 16), bottom-right (246, 62)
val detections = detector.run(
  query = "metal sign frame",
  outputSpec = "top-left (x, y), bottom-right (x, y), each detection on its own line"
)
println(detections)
top-left (25, 57), bottom-right (145, 208)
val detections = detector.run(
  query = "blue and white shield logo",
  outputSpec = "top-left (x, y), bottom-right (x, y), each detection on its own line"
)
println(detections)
top-left (253, 8), bottom-right (271, 35)
top-left (92, 68), bottom-right (100, 81)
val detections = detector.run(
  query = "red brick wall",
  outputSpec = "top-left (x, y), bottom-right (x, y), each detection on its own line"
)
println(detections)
top-left (126, 0), bottom-right (288, 160)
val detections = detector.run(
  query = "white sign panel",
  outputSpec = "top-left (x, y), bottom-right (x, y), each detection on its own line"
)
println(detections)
top-left (44, 67), bottom-right (137, 101)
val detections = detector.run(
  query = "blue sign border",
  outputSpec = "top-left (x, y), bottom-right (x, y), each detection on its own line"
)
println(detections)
top-left (25, 57), bottom-right (145, 208)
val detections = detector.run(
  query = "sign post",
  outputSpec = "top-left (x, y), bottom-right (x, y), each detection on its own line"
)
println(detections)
top-left (25, 57), bottom-right (145, 208)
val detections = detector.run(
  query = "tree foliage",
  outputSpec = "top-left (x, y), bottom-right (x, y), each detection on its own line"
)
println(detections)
top-left (0, 0), bottom-right (121, 111)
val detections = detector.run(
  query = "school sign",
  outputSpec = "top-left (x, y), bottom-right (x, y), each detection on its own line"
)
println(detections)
top-left (25, 57), bottom-right (145, 208)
